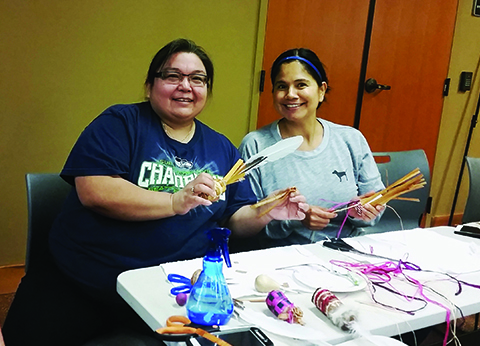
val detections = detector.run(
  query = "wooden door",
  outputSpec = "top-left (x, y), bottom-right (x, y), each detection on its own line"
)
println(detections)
top-left (258, 0), bottom-right (458, 171)
top-left (257, 0), bottom-right (370, 128)
top-left (358, 0), bottom-right (458, 171)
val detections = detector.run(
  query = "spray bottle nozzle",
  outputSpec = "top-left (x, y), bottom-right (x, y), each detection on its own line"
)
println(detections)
top-left (206, 228), bottom-right (231, 268)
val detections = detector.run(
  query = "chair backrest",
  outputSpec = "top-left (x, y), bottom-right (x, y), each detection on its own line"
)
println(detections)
top-left (364, 150), bottom-right (431, 234)
top-left (462, 156), bottom-right (480, 224)
top-left (25, 173), bottom-right (71, 273)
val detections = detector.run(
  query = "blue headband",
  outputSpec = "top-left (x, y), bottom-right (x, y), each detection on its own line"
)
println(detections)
top-left (278, 56), bottom-right (323, 82)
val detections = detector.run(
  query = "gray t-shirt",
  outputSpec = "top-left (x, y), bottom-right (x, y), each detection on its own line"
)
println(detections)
top-left (239, 118), bottom-right (384, 245)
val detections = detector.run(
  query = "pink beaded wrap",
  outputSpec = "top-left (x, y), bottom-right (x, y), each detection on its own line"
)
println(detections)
top-left (266, 290), bottom-right (295, 323)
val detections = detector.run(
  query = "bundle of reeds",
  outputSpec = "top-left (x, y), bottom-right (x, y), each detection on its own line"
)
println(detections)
top-left (360, 168), bottom-right (425, 206)
top-left (250, 187), bottom-right (298, 217)
top-left (204, 159), bottom-right (247, 201)
top-left (202, 136), bottom-right (304, 201)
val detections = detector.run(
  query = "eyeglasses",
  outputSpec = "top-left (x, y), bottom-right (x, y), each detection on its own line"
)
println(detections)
top-left (155, 70), bottom-right (208, 87)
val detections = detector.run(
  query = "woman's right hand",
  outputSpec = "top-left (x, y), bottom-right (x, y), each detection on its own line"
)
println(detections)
top-left (301, 206), bottom-right (337, 230)
top-left (171, 173), bottom-right (216, 215)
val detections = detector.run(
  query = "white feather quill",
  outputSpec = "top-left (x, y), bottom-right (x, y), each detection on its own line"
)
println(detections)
top-left (243, 135), bottom-right (304, 174)
top-left (203, 136), bottom-right (304, 201)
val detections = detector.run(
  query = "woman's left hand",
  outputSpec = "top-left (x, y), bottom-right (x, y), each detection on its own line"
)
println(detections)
top-left (265, 190), bottom-right (309, 221)
top-left (348, 191), bottom-right (385, 222)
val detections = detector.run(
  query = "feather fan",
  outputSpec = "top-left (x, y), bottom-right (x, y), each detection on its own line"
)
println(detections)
top-left (203, 136), bottom-right (303, 201)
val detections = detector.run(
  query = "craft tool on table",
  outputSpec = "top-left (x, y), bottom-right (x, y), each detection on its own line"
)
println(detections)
top-left (167, 273), bottom-right (192, 295)
top-left (156, 315), bottom-right (231, 346)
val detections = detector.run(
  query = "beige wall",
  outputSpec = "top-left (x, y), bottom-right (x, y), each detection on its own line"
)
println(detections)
top-left (0, 0), bottom-right (266, 265)
top-left (429, 0), bottom-right (480, 224)
top-left (1, 0), bottom-right (479, 266)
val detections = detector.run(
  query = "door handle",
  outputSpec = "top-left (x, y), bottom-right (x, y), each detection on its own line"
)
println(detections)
top-left (365, 78), bottom-right (391, 93)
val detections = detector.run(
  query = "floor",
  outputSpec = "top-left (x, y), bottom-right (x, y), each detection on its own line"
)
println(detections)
top-left (0, 265), bottom-right (24, 295)
top-left (419, 320), bottom-right (480, 346)
top-left (0, 264), bottom-right (24, 328)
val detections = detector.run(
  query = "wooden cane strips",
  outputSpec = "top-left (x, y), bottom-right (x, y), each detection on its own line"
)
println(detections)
top-left (250, 187), bottom-right (297, 217)
top-left (360, 168), bottom-right (425, 207)
top-left (223, 159), bottom-right (246, 184)
top-left (201, 159), bottom-right (246, 201)
top-left (335, 168), bottom-right (425, 213)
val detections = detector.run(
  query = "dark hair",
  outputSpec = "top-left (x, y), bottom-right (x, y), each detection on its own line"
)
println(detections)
top-left (270, 48), bottom-right (329, 107)
top-left (145, 38), bottom-right (214, 94)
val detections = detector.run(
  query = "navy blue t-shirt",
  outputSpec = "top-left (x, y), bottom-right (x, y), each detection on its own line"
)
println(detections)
top-left (49, 102), bottom-right (256, 300)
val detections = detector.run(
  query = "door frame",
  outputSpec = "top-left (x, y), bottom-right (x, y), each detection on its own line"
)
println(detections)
top-left (248, 0), bottom-right (269, 132)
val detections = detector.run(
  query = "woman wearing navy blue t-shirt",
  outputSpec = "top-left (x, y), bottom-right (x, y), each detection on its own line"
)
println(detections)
top-left (3, 39), bottom-right (308, 346)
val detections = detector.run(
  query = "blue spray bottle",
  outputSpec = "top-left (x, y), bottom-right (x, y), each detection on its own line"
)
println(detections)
top-left (186, 228), bottom-right (234, 326)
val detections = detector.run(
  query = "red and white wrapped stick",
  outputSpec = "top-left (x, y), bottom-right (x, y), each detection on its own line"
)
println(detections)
top-left (312, 288), bottom-right (357, 331)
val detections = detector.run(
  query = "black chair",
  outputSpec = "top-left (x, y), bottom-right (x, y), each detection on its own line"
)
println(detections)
top-left (24, 173), bottom-right (165, 346)
top-left (25, 173), bottom-right (72, 273)
top-left (361, 150), bottom-right (431, 234)
top-left (462, 156), bottom-right (480, 224)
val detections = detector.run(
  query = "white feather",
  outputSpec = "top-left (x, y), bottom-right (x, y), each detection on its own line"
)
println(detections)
top-left (329, 303), bottom-right (358, 331)
top-left (329, 304), bottom-right (392, 346)
top-left (244, 135), bottom-right (304, 174)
